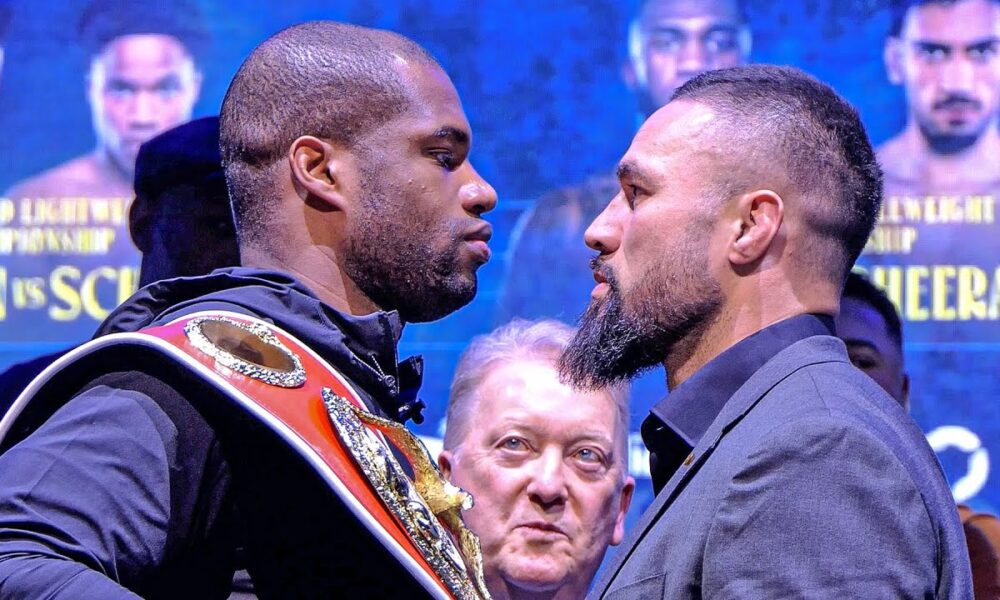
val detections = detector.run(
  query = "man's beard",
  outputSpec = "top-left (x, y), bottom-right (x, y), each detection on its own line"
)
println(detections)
top-left (342, 178), bottom-right (477, 323)
top-left (918, 95), bottom-right (988, 155)
top-left (560, 255), bottom-right (722, 390)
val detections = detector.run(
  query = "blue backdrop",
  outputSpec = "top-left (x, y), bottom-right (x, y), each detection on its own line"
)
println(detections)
top-left (0, 0), bottom-right (996, 529)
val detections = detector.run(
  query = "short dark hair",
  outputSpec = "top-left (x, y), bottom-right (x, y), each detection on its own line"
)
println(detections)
top-left (77, 0), bottom-right (209, 62)
top-left (131, 116), bottom-right (226, 253)
top-left (219, 21), bottom-right (439, 245)
top-left (635, 0), bottom-right (749, 23)
top-left (843, 270), bottom-right (903, 350)
top-left (887, 0), bottom-right (997, 37)
top-left (672, 65), bottom-right (883, 282)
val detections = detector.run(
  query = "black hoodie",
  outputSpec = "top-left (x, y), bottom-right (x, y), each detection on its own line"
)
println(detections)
top-left (0, 268), bottom-right (432, 599)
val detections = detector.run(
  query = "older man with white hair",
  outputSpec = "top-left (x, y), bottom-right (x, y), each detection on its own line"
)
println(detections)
top-left (439, 319), bottom-right (635, 600)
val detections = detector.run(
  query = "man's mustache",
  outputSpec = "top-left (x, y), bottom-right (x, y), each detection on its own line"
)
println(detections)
top-left (933, 94), bottom-right (982, 111)
top-left (589, 256), bottom-right (617, 289)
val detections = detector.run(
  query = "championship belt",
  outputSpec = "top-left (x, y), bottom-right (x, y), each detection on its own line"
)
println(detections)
top-left (0, 311), bottom-right (490, 600)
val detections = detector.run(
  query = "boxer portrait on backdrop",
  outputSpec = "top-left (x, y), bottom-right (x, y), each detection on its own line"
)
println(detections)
top-left (4, 0), bottom-right (205, 200)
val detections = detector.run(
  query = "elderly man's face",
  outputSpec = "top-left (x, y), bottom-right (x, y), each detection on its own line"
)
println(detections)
top-left (625, 0), bottom-right (749, 118)
top-left (440, 359), bottom-right (633, 598)
top-left (887, 0), bottom-right (1000, 151)
top-left (88, 34), bottom-right (202, 177)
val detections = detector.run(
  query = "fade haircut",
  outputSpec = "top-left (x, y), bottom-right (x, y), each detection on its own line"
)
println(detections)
top-left (671, 65), bottom-right (883, 282)
top-left (843, 270), bottom-right (904, 351)
top-left (444, 319), bottom-right (630, 467)
top-left (888, 0), bottom-right (999, 37)
top-left (219, 21), bottom-right (439, 245)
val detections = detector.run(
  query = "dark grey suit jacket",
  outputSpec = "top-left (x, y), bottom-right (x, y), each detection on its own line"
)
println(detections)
top-left (592, 335), bottom-right (972, 599)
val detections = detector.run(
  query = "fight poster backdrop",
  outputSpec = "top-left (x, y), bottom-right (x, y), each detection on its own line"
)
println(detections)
top-left (0, 0), bottom-right (998, 522)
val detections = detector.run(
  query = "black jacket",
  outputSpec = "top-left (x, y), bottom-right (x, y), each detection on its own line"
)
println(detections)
top-left (0, 268), bottom-right (429, 599)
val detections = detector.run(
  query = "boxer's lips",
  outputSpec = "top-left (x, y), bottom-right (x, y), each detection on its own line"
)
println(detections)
top-left (463, 224), bottom-right (493, 263)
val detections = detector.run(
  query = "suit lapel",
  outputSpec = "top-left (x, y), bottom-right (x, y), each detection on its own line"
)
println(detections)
top-left (591, 336), bottom-right (847, 598)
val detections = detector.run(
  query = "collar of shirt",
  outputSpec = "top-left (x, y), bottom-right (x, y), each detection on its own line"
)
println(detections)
top-left (642, 313), bottom-right (835, 493)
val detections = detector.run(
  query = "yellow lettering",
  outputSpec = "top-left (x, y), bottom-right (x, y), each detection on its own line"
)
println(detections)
top-left (879, 197), bottom-right (902, 224)
top-left (958, 266), bottom-right (988, 320)
top-left (12, 277), bottom-right (46, 309)
top-left (89, 198), bottom-right (110, 224)
top-left (931, 266), bottom-right (956, 320)
top-left (81, 267), bottom-right (117, 320)
top-left (117, 267), bottom-right (138, 303)
top-left (967, 197), bottom-right (984, 223)
top-left (0, 199), bottom-right (13, 226)
top-left (905, 266), bottom-right (930, 320)
top-left (991, 268), bottom-right (1000, 319)
top-left (865, 226), bottom-right (918, 255)
top-left (49, 266), bottom-right (82, 321)
top-left (869, 266), bottom-right (904, 313)
top-left (924, 197), bottom-right (939, 224)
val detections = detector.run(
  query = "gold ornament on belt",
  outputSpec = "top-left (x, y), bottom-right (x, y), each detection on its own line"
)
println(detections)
top-left (323, 388), bottom-right (491, 600)
top-left (184, 316), bottom-right (306, 388)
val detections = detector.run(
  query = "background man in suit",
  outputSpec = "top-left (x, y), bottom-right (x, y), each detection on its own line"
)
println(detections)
top-left (439, 318), bottom-right (634, 600)
top-left (560, 64), bottom-right (972, 598)
top-left (837, 270), bottom-right (1000, 599)
top-left (836, 271), bottom-right (912, 410)
top-left (128, 116), bottom-right (239, 287)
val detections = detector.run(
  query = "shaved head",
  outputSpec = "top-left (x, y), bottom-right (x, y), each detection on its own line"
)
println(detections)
top-left (219, 21), bottom-right (441, 243)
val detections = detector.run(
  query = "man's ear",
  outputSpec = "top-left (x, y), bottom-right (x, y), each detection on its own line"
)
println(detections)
top-left (728, 189), bottom-right (783, 266)
top-left (611, 476), bottom-right (635, 546)
top-left (288, 135), bottom-right (355, 212)
top-left (438, 449), bottom-right (454, 480)
top-left (884, 37), bottom-right (904, 85)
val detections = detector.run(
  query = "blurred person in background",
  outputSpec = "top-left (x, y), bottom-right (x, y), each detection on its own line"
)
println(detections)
top-left (500, 0), bottom-right (751, 323)
top-left (837, 270), bottom-right (1000, 600)
top-left (0, 116), bottom-right (238, 417)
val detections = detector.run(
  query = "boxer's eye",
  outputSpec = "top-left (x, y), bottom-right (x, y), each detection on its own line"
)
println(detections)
top-left (429, 150), bottom-right (456, 170)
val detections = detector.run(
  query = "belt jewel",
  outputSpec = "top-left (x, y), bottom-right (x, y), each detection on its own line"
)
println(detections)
top-left (323, 388), bottom-right (491, 600)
